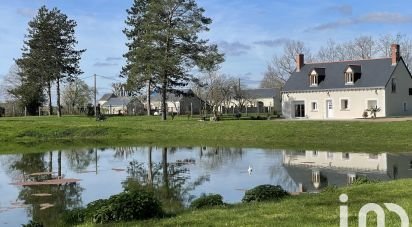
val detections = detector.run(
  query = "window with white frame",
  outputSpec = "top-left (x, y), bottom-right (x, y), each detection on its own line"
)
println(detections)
top-left (341, 99), bottom-right (349, 110)
top-left (404, 102), bottom-right (408, 112)
top-left (342, 153), bottom-right (350, 160)
top-left (310, 74), bottom-right (318, 86)
top-left (327, 152), bottom-right (333, 159)
top-left (344, 72), bottom-right (354, 84)
top-left (367, 100), bottom-right (377, 109)
top-left (311, 102), bottom-right (318, 111)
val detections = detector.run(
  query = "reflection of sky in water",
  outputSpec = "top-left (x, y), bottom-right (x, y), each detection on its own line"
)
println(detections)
top-left (0, 148), bottom-right (410, 226)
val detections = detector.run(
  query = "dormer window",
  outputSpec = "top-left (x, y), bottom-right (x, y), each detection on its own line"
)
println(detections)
top-left (310, 74), bottom-right (318, 86)
top-left (344, 65), bottom-right (361, 85)
top-left (309, 68), bottom-right (325, 87)
top-left (345, 72), bottom-right (354, 84)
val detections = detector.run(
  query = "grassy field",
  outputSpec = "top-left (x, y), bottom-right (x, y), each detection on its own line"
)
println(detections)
top-left (79, 179), bottom-right (412, 227)
top-left (0, 115), bottom-right (411, 153)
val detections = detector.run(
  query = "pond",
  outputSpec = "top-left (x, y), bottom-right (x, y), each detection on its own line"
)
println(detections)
top-left (1, 147), bottom-right (412, 226)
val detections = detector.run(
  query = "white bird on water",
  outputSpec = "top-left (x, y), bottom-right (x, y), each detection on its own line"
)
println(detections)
top-left (248, 165), bottom-right (253, 175)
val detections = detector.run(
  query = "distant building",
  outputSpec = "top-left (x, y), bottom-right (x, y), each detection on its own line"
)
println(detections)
top-left (98, 93), bottom-right (116, 106)
top-left (151, 89), bottom-right (204, 115)
top-left (222, 88), bottom-right (281, 114)
top-left (98, 94), bottom-right (144, 115)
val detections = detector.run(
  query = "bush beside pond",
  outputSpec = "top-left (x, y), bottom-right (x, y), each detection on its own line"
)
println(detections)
top-left (242, 185), bottom-right (289, 203)
top-left (64, 189), bottom-right (163, 225)
top-left (352, 176), bottom-right (380, 185)
top-left (190, 194), bottom-right (224, 209)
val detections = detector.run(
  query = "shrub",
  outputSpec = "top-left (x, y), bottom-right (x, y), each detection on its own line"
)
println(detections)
top-left (352, 176), bottom-right (380, 185)
top-left (234, 112), bottom-right (241, 120)
top-left (242, 185), bottom-right (289, 203)
top-left (64, 190), bottom-right (163, 225)
top-left (250, 116), bottom-right (267, 120)
top-left (62, 208), bottom-right (86, 225)
top-left (93, 190), bottom-right (163, 224)
top-left (322, 185), bottom-right (338, 193)
top-left (190, 194), bottom-right (224, 209)
top-left (86, 104), bottom-right (95, 117)
top-left (362, 110), bottom-right (368, 118)
top-left (22, 221), bottom-right (44, 227)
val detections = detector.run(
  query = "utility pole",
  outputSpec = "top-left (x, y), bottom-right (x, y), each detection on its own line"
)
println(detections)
top-left (94, 74), bottom-right (97, 118)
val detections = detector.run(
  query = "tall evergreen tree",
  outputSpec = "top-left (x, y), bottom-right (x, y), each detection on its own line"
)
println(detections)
top-left (123, 0), bottom-right (224, 120)
top-left (16, 6), bottom-right (85, 117)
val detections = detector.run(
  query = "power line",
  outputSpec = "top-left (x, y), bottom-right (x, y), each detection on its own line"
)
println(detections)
top-left (96, 74), bottom-right (124, 82)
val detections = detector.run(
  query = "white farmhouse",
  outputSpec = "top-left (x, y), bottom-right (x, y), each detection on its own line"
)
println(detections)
top-left (282, 44), bottom-right (412, 119)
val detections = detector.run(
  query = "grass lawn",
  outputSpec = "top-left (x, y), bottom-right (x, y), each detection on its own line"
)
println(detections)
top-left (0, 115), bottom-right (411, 153)
top-left (79, 179), bottom-right (412, 227)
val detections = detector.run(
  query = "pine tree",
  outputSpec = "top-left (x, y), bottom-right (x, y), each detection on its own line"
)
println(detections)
top-left (16, 6), bottom-right (85, 117)
top-left (123, 0), bottom-right (224, 120)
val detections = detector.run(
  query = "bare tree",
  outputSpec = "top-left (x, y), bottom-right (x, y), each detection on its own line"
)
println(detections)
top-left (61, 78), bottom-right (93, 114)
top-left (1, 65), bottom-right (22, 102)
top-left (377, 33), bottom-right (412, 68)
top-left (231, 78), bottom-right (251, 112)
top-left (353, 36), bottom-right (377, 59)
top-left (270, 40), bottom-right (313, 81)
top-left (317, 39), bottom-right (339, 62)
top-left (192, 72), bottom-right (234, 120)
top-left (112, 82), bottom-right (131, 97)
top-left (260, 64), bottom-right (286, 89)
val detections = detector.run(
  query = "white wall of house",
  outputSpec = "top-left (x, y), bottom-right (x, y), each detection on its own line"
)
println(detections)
top-left (282, 151), bottom-right (388, 171)
top-left (282, 88), bottom-right (386, 119)
top-left (385, 60), bottom-right (412, 116)
top-left (226, 97), bottom-right (281, 112)
top-left (101, 105), bottom-right (127, 114)
top-left (98, 100), bottom-right (107, 106)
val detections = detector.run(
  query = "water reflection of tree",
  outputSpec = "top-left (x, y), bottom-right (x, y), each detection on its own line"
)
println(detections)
top-left (113, 147), bottom-right (137, 159)
top-left (8, 152), bottom-right (83, 226)
top-left (199, 147), bottom-right (244, 170)
top-left (123, 147), bottom-right (209, 213)
top-left (65, 148), bottom-right (97, 172)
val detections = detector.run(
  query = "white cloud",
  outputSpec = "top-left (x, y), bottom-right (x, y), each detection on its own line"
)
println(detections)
top-left (16, 8), bottom-right (36, 18)
top-left (218, 41), bottom-right (251, 56)
top-left (306, 12), bottom-right (412, 32)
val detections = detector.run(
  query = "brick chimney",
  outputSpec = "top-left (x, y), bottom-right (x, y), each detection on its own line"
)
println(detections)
top-left (391, 44), bottom-right (400, 66)
top-left (296, 54), bottom-right (304, 72)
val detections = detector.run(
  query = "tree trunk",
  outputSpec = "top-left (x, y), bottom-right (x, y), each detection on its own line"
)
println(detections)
top-left (49, 152), bottom-right (53, 173)
top-left (162, 147), bottom-right (169, 194)
top-left (57, 79), bottom-right (61, 117)
top-left (147, 81), bottom-right (151, 116)
top-left (47, 82), bottom-right (53, 116)
top-left (161, 79), bottom-right (167, 120)
top-left (58, 151), bottom-right (62, 178)
top-left (147, 147), bottom-right (153, 185)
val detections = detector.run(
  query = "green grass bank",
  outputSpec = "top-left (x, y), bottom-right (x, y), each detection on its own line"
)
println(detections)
top-left (80, 179), bottom-right (412, 227)
top-left (0, 116), bottom-right (411, 153)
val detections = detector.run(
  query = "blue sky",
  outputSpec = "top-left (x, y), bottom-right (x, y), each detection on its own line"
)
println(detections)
top-left (1, 0), bottom-right (412, 98)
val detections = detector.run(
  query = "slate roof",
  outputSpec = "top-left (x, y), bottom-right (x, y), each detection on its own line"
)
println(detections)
top-left (101, 97), bottom-right (131, 107)
top-left (244, 88), bottom-right (279, 99)
top-left (151, 89), bottom-right (195, 102)
top-left (283, 58), bottom-right (396, 92)
top-left (99, 93), bottom-right (116, 101)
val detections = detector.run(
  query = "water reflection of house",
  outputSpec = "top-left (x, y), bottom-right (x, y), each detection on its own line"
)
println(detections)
top-left (282, 151), bottom-right (412, 193)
